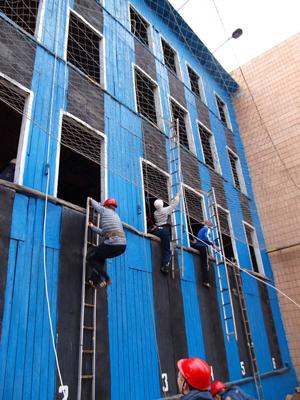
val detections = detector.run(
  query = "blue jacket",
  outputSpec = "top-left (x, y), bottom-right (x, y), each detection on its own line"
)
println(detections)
top-left (181, 390), bottom-right (214, 400)
top-left (220, 387), bottom-right (256, 400)
top-left (196, 226), bottom-right (214, 247)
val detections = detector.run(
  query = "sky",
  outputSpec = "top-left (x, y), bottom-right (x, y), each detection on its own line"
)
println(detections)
top-left (169, 0), bottom-right (300, 72)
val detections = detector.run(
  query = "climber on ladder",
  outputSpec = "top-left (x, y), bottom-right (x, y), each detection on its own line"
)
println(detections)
top-left (152, 190), bottom-right (181, 274)
top-left (86, 198), bottom-right (126, 289)
top-left (191, 219), bottom-right (220, 288)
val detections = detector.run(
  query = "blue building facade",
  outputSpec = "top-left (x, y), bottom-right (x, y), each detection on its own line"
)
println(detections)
top-left (0, 0), bottom-right (298, 399)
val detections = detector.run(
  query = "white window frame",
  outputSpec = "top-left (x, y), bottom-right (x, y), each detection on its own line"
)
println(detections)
top-left (54, 111), bottom-right (107, 201)
top-left (214, 93), bottom-right (232, 130)
top-left (133, 64), bottom-right (164, 131)
top-left (128, 3), bottom-right (154, 52)
top-left (64, 9), bottom-right (106, 89)
top-left (227, 146), bottom-right (247, 195)
top-left (182, 183), bottom-right (207, 248)
top-left (35, 0), bottom-right (46, 41)
top-left (160, 36), bottom-right (182, 80)
top-left (186, 62), bottom-right (206, 104)
top-left (0, 72), bottom-right (33, 185)
top-left (140, 158), bottom-right (171, 234)
top-left (243, 221), bottom-right (265, 275)
top-left (197, 120), bottom-right (221, 175)
top-left (169, 95), bottom-right (196, 155)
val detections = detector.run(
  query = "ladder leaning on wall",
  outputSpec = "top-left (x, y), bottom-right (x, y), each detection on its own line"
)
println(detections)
top-left (168, 118), bottom-right (185, 278)
top-left (77, 197), bottom-right (98, 400)
top-left (232, 264), bottom-right (264, 400)
top-left (207, 188), bottom-right (237, 341)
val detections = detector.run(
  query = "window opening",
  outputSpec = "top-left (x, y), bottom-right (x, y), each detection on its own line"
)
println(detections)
top-left (170, 100), bottom-right (190, 150)
top-left (183, 186), bottom-right (204, 243)
top-left (228, 149), bottom-right (244, 191)
top-left (0, 0), bottom-right (39, 35)
top-left (161, 39), bottom-right (177, 75)
top-left (135, 68), bottom-right (157, 125)
top-left (67, 12), bottom-right (101, 83)
top-left (244, 224), bottom-right (261, 274)
top-left (0, 78), bottom-right (27, 183)
top-left (130, 6), bottom-right (149, 47)
top-left (216, 95), bottom-right (230, 129)
top-left (142, 162), bottom-right (169, 232)
top-left (57, 115), bottom-right (103, 207)
top-left (187, 65), bottom-right (204, 101)
top-left (198, 123), bottom-right (218, 171)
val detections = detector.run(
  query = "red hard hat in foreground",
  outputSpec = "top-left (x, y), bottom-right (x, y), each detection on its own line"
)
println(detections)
top-left (177, 357), bottom-right (211, 391)
top-left (210, 380), bottom-right (226, 396)
top-left (103, 198), bottom-right (118, 208)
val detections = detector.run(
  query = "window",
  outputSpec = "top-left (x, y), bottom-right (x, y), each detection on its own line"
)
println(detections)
top-left (183, 186), bottom-right (205, 244)
top-left (215, 95), bottom-right (231, 129)
top-left (0, 0), bottom-right (39, 35)
top-left (187, 65), bottom-right (205, 102)
top-left (198, 123), bottom-right (220, 172)
top-left (244, 224), bottom-right (264, 274)
top-left (170, 100), bottom-right (191, 151)
top-left (227, 148), bottom-right (246, 193)
top-left (0, 76), bottom-right (29, 183)
top-left (135, 67), bottom-right (159, 126)
top-left (142, 161), bottom-right (169, 232)
top-left (130, 6), bottom-right (150, 47)
top-left (161, 38), bottom-right (179, 76)
top-left (57, 114), bottom-right (104, 207)
top-left (67, 12), bottom-right (102, 84)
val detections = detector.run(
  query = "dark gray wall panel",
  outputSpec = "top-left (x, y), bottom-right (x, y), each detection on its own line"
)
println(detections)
top-left (196, 98), bottom-right (211, 129)
top-left (181, 148), bottom-right (201, 190)
top-left (142, 120), bottom-right (168, 171)
top-left (0, 19), bottom-right (36, 88)
top-left (210, 172), bottom-right (227, 209)
top-left (168, 71), bottom-right (186, 107)
top-left (0, 185), bottom-right (15, 337)
top-left (193, 255), bottom-right (229, 381)
top-left (224, 127), bottom-right (237, 153)
top-left (73, 0), bottom-right (103, 33)
top-left (56, 207), bottom-right (85, 399)
top-left (257, 282), bottom-right (283, 369)
top-left (239, 193), bottom-right (253, 225)
top-left (151, 240), bottom-right (188, 397)
top-left (135, 39), bottom-right (157, 80)
top-left (67, 68), bottom-right (104, 132)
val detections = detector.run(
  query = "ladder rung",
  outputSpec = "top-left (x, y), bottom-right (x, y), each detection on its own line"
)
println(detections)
top-left (84, 303), bottom-right (95, 308)
top-left (81, 375), bottom-right (93, 379)
top-left (83, 350), bottom-right (94, 354)
top-left (224, 316), bottom-right (233, 321)
top-left (83, 325), bottom-right (94, 331)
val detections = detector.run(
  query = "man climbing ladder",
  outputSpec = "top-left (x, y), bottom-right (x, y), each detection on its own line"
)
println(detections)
top-left (86, 198), bottom-right (126, 288)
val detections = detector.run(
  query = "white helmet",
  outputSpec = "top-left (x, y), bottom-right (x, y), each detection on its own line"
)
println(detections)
top-left (154, 199), bottom-right (164, 209)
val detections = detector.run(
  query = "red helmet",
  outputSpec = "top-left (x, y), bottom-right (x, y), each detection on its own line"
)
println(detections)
top-left (103, 198), bottom-right (118, 208)
top-left (177, 357), bottom-right (211, 391)
top-left (211, 380), bottom-right (226, 396)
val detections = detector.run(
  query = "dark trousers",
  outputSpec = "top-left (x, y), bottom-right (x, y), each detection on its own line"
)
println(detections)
top-left (192, 243), bottom-right (209, 284)
top-left (87, 242), bottom-right (126, 285)
top-left (153, 226), bottom-right (171, 270)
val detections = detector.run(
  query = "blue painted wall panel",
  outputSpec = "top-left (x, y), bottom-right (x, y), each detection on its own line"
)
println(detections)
top-left (0, 194), bottom-right (61, 400)
top-left (108, 234), bottom-right (161, 400)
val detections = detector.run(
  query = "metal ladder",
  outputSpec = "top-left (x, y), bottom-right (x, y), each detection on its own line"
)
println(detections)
top-left (207, 188), bottom-right (237, 341)
top-left (168, 119), bottom-right (184, 278)
top-left (77, 198), bottom-right (98, 400)
top-left (232, 265), bottom-right (264, 399)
